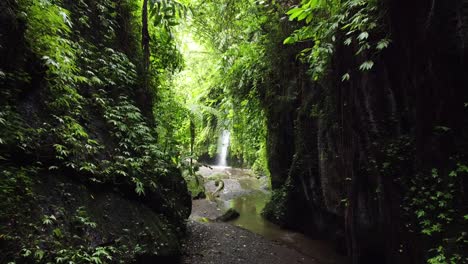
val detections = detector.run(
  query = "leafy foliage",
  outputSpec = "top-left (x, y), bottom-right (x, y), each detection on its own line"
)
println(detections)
top-left (0, 0), bottom-right (188, 262)
top-left (18, 206), bottom-right (116, 264)
top-left (2, 0), bottom-right (467, 263)
top-left (170, 0), bottom-right (270, 174)
top-left (149, 0), bottom-right (188, 30)
top-left (404, 164), bottom-right (468, 263)
top-left (284, 0), bottom-right (389, 80)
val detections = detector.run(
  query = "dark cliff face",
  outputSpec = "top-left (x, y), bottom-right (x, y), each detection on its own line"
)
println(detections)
top-left (263, 1), bottom-right (468, 263)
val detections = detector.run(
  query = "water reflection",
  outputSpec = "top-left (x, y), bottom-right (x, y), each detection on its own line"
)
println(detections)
top-left (218, 191), bottom-right (345, 264)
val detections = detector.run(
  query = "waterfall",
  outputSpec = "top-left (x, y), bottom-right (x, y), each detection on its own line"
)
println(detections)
top-left (216, 130), bottom-right (230, 167)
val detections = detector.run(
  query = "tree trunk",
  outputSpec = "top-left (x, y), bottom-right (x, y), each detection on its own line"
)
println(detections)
top-left (138, 0), bottom-right (155, 124)
top-left (142, 0), bottom-right (150, 73)
top-left (190, 118), bottom-right (195, 177)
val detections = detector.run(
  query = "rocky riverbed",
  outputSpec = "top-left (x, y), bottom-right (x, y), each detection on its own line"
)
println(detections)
top-left (181, 166), bottom-right (347, 264)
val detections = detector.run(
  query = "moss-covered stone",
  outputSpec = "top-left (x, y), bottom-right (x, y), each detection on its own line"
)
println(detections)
top-left (0, 170), bottom-right (191, 263)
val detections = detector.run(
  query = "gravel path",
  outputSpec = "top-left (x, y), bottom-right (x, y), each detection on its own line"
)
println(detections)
top-left (181, 220), bottom-right (322, 264)
top-left (190, 199), bottom-right (224, 220)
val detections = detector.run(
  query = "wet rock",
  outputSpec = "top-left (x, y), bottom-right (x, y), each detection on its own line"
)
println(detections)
top-left (215, 208), bottom-right (240, 222)
top-left (193, 191), bottom-right (206, 200)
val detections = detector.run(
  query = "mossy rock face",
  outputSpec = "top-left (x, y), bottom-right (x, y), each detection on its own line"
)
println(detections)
top-left (183, 171), bottom-right (206, 199)
top-left (0, 172), bottom-right (191, 263)
top-left (262, 188), bottom-right (289, 227)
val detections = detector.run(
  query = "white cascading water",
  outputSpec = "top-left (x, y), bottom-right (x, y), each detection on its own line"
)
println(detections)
top-left (216, 130), bottom-right (230, 167)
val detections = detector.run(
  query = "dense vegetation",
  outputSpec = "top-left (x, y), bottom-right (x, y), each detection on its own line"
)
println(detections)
top-left (0, 0), bottom-right (190, 262)
top-left (1, 0), bottom-right (467, 263)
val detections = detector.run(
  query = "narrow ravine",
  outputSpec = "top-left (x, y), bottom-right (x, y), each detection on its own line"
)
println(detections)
top-left (182, 166), bottom-right (346, 264)
top-left (2, 0), bottom-right (467, 263)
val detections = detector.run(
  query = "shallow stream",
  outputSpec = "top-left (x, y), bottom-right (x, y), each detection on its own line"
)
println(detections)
top-left (197, 166), bottom-right (345, 263)
top-left (218, 190), bottom-right (344, 263)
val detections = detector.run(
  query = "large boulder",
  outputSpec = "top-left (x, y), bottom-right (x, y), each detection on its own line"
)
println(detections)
top-left (0, 172), bottom-right (191, 263)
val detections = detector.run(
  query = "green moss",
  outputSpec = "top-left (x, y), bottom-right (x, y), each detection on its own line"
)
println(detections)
top-left (261, 185), bottom-right (291, 227)
top-left (183, 171), bottom-right (206, 198)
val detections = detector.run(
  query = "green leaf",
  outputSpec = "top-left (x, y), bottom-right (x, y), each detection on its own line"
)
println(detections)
top-left (91, 76), bottom-right (103, 85)
top-left (135, 180), bottom-right (145, 195)
top-left (357, 32), bottom-right (369, 41)
top-left (359, 60), bottom-right (374, 71)
top-left (283, 37), bottom-right (296, 45)
top-left (416, 210), bottom-right (425, 218)
top-left (344, 37), bottom-right (352, 46)
top-left (297, 11), bottom-right (310, 21)
top-left (53, 228), bottom-right (63, 238)
top-left (288, 9), bottom-right (304, 20)
top-left (376, 39), bottom-right (390, 50)
top-left (34, 249), bottom-right (45, 260)
top-left (341, 73), bottom-right (350, 82)
top-left (286, 7), bottom-right (302, 15)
